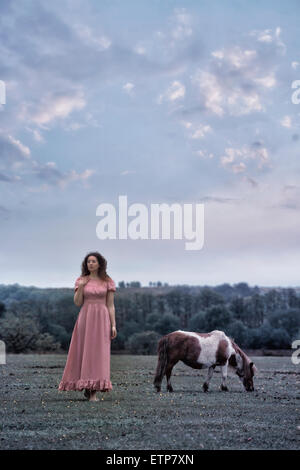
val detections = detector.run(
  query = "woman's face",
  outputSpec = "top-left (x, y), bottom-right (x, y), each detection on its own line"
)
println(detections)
top-left (87, 256), bottom-right (100, 273)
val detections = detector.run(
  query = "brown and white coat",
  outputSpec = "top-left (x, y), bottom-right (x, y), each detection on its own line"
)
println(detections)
top-left (154, 329), bottom-right (256, 393)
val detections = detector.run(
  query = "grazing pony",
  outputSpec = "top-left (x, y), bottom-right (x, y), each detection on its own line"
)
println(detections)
top-left (154, 330), bottom-right (256, 393)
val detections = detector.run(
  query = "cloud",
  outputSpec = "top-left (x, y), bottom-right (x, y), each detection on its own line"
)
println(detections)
top-left (191, 42), bottom-right (275, 117)
top-left (158, 80), bottom-right (185, 104)
top-left (191, 71), bottom-right (224, 116)
top-left (188, 30), bottom-right (287, 120)
top-left (171, 8), bottom-right (193, 41)
top-left (26, 127), bottom-right (45, 143)
top-left (232, 162), bottom-right (246, 173)
top-left (134, 44), bottom-right (146, 55)
top-left (73, 23), bottom-right (111, 51)
top-left (191, 124), bottom-right (212, 139)
top-left (121, 170), bottom-right (137, 176)
top-left (0, 204), bottom-right (10, 220)
top-left (0, 173), bottom-right (20, 182)
top-left (249, 27), bottom-right (286, 54)
top-left (0, 132), bottom-right (31, 170)
top-left (0, 131), bottom-right (94, 190)
top-left (244, 176), bottom-right (259, 188)
top-left (31, 161), bottom-right (95, 189)
top-left (7, 134), bottom-right (31, 157)
top-left (253, 74), bottom-right (276, 88)
top-left (280, 115), bottom-right (292, 128)
top-left (28, 91), bottom-right (86, 127)
top-left (199, 195), bottom-right (238, 204)
top-left (220, 144), bottom-right (269, 173)
top-left (123, 82), bottom-right (135, 95)
top-left (194, 150), bottom-right (214, 159)
top-left (275, 185), bottom-right (300, 211)
top-left (212, 47), bottom-right (257, 69)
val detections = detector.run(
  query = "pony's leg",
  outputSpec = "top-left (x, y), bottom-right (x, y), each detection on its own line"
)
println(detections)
top-left (220, 363), bottom-right (229, 391)
top-left (203, 366), bottom-right (215, 392)
top-left (166, 362), bottom-right (177, 392)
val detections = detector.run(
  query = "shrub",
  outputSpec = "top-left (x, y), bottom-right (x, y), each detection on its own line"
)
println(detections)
top-left (187, 311), bottom-right (207, 331)
top-left (153, 313), bottom-right (181, 335)
top-left (126, 330), bottom-right (161, 355)
top-left (204, 305), bottom-right (232, 331)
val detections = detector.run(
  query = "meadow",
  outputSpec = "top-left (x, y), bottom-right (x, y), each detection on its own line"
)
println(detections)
top-left (0, 354), bottom-right (299, 450)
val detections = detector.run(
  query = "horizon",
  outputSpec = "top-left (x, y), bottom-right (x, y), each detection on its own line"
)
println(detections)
top-left (1, 280), bottom-right (300, 291)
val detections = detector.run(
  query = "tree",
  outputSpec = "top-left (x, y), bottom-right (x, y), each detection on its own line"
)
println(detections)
top-left (230, 296), bottom-right (245, 320)
top-left (121, 319), bottom-right (141, 338)
top-left (187, 311), bottom-right (207, 331)
top-left (226, 320), bottom-right (249, 347)
top-left (111, 331), bottom-right (125, 351)
top-left (126, 331), bottom-right (161, 354)
top-left (214, 283), bottom-right (234, 301)
top-left (145, 313), bottom-right (160, 331)
top-left (264, 289), bottom-right (284, 313)
top-left (129, 281), bottom-right (141, 288)
top-left (244, 294), bottom-right (265, 327)
top-left (0, 313), bottom-right (59, 353)
top-left (199, 287), bottom-right (224, 309)
top-left (287, 289), bottom-right (300, 308)
top-left (204, 305), bottom-right (232, 332)
top-left (246, 322), bottom-right (291, 349)
top-left (154, 313), bottom-right (181, 335)
top-left (34, 333), bottom-right (61, 352)
top-left (0, 301), bottom-right (6, 319)
top-left (233, 282), bottom-right (252, 297)
top-left (46, 323), bottom-right (70, 350)
top-left (268, 308), bottom-right (300, 339)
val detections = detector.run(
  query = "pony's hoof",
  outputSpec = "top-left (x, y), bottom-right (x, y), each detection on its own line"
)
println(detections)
top-left (155, 386), bottom-right (161, 393)
top-left (203, 383), bottom-right (209, 392)
top-left (167, 386), bottom-right (173, 393)
top-left (220, 385), bottom-right (228, 392)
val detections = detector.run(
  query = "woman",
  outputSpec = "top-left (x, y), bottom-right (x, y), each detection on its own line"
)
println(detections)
top-left (58, 251), bottom-right (117, 402)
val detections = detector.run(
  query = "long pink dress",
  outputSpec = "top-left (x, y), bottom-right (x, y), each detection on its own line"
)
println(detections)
top-left (58, 277), bottom-right (116, 392)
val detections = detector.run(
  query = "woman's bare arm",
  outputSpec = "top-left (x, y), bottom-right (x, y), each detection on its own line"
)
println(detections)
top-left (74, 284), bottom-right (84, 306)
top-left (74, 277), bottom-right (89, 306)
top-left (106, 291), bottom-right (116, 328)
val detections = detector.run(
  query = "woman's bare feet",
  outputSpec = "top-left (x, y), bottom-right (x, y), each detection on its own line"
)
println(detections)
top-left (89, 390), bottom-right (99, 402)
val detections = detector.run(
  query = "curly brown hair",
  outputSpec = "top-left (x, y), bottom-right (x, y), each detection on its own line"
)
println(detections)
top-left (80, 251), bottom-right (112, 281)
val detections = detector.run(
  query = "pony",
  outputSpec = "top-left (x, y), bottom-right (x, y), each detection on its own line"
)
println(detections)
top-left (153, 330), bottom-right (257, 392)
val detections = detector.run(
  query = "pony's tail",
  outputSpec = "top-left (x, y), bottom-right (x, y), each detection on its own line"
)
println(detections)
top-left (153, 335), bottom-right (169, 392)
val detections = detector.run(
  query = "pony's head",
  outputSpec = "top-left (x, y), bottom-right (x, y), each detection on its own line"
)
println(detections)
top-left (230, 339), bottom-right (257, 392)
top-left (236, 360), bottom-right (256, 392)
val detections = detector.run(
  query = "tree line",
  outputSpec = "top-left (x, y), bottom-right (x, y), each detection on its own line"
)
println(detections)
top-left (0, 282), bottom-right (299, 354)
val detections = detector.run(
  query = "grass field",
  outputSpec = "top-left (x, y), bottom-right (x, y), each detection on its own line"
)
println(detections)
top-left (0, 354), bottom-right (299, 450)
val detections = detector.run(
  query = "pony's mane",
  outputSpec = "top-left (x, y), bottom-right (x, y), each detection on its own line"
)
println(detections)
top-left (229, 337), bottom-right (250, 364)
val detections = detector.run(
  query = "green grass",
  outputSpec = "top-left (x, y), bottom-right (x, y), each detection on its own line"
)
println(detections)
top-left (0, 354), bottom-right (299, 450)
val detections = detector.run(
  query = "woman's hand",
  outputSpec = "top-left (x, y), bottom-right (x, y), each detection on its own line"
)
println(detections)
top-left (78, 276), bottom-right (90, 287)
top-left (111, 326), bottom-right (117, 339)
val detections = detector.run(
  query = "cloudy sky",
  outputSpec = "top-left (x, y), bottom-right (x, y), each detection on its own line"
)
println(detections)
top-left (0, 0), bottom-right (300, 288)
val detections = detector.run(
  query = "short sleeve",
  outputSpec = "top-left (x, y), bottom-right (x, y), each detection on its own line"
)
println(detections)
top-left (107, 278), bottom-right (116, 292)
top-left (74, 277), bottom-right (81, 292)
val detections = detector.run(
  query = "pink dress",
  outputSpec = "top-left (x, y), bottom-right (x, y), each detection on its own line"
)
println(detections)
top-left (58, 277), bottom-right (116, 392)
